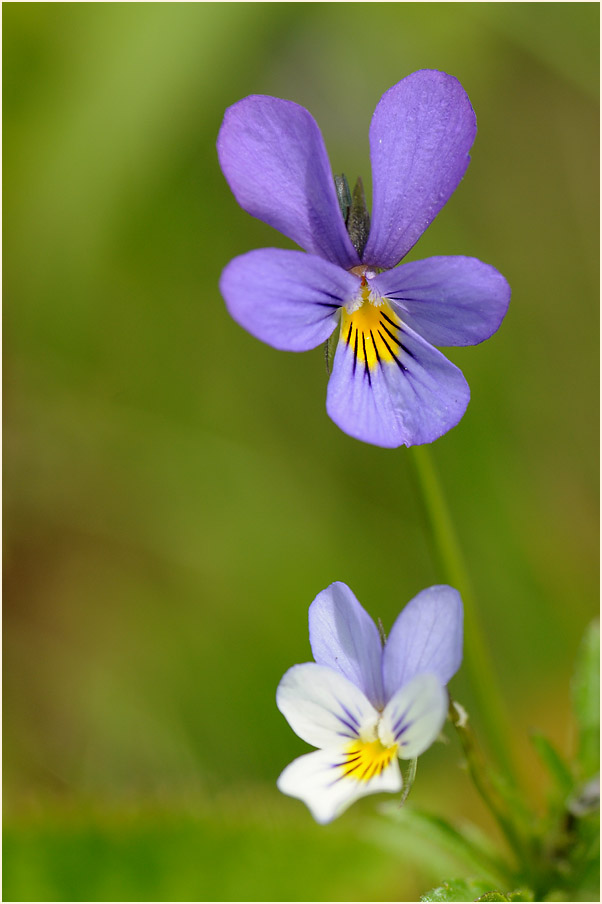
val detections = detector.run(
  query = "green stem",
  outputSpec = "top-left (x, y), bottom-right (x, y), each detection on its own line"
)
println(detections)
top-left (449, 699), bottom-right (531, 876)
top-left (409, 444), bottom-right (518, 787)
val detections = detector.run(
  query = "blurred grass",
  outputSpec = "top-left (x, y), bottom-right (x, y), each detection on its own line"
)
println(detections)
top-left (3, 794), bottom-right (410, 902)
top-left (3, 2), bottom-right (599, 901)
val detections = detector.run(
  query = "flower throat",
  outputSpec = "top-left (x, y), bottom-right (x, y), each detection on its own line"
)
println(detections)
top-left (340, 282), bottom-right (411, 376)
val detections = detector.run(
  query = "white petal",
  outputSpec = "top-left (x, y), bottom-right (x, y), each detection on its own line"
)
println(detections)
top-left (277, 748), bottom-right (402, 824)
top-left (276, 663), bottom-right (378, 749)
top-left (379, 673), bottom-right (447, 758)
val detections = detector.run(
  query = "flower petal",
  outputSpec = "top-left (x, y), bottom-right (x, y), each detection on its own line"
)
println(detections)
top-left (220, 248), bottom-right (358, 352)
top-left (379, 673), bottom-right (447, 758)
top-left (363, 70), bottom-right (477, 269)
top-left (277, 747), bottom-right (402, 824)
top-left (217, 95), bottom-right (360, 269)
top-left (276, 663), bottom-right (379, 749)
top-left (383, 586), bottom-right (463, 700)
top-left (372, 257), bottom-right (510, 347)
top-left (326, 315), bottom-right (470, 448)
top-left (309, 582), bottom-right (385, 709)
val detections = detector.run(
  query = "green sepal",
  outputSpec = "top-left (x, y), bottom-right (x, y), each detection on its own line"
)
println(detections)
top-left (324, 328), bottom-right (339, 375)
top-left (346, 176), bottom-right (370, 257)
top-left (334, 173), bottom-right (351, 223)
top-left (399, 757), bottom-right (417, 806)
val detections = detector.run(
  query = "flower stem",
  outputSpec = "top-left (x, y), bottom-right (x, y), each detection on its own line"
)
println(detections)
top-left (409, 444), bottom-right (518, 788)
top-left (449, 699), bottom-right (532, 876)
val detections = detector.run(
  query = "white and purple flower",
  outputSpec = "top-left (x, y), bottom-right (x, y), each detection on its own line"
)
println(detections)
top-left (218, 69), bottom-right (510, 448)
top-left (276, 581), bottom-right (463, 823)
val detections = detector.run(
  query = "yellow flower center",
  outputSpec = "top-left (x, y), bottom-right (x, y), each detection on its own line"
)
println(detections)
top-left (340, 280), bottom-right (407, 373)
top-left (339, 737), bottom-right (399, 783)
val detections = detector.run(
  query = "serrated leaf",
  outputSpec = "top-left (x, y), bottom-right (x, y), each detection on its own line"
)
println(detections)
top-left (571, 621), bottom-right (600, 777)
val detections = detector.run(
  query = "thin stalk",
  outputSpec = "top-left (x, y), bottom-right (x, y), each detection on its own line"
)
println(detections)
top-left (409, 444), bottom-right (518, 787)
top-left (449, 699), bottom-right (533, 877)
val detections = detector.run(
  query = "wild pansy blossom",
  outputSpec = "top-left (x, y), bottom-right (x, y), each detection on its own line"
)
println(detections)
top-left (218, 69), bottom-right (510, 447)
top-left (276, 581), bottom-right (463, 823)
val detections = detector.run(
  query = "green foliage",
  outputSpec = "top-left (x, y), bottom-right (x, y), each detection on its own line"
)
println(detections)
top-left (417, 623), bottom-right (601, 904)
top-left (421, 880), bottom-right (534, 902)
top-left (530, 733), bottom-right (574, 801)
top-left (571, 621), bottom-right (600, 779)
top-left (2, 797), bottom-right (403, 903)
top-left (369, 805), bottom-right (510, 886)
top-left (3, 2), bottom-right (599, 901)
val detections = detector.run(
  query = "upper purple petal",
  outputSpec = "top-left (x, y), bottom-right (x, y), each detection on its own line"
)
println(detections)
top-left (220, 248), bottom-right (358, 352)
top-left (309, 582), bottom-right (385, 710)
top-left (372, 256), bottom-right (511, 347)
top-left (363, 70), bottom-right (477, 269)
top-left (217, 95), bottom-right (360, 269)
top-left (382, 585), bottom-right (463, 701)
top-left (326, 318), bottom-right (470, 448)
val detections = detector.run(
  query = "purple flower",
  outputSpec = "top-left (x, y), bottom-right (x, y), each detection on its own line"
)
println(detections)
top-left (276, 581), bottom-right (463, 823)
top-left (218, 69), bottom-right (510, 448)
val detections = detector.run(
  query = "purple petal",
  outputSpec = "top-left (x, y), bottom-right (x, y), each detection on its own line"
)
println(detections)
top-left (217, 95), bottom-right (360, 269)
top-left (309, 582), bottom-right (385, 710)
top-left (383, 586), bottom-right (463, 701)
top-left (363, 70), bottom-right (477, 269)
top-left (372, 257), bottom-right (510, 347)
top-left (325, 311), bottom-right (470, 447)
top-left (220, 249), bottom-right (358, 352)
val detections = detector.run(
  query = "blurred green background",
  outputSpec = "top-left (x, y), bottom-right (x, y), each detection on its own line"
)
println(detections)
top-left (3, 3), bottom-right (598, 901)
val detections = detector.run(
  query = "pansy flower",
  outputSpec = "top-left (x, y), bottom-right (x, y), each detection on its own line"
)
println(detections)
top-left (276, 581), bottom-right (463, 823)
top-left (218, 69), bottom-right (510, 448)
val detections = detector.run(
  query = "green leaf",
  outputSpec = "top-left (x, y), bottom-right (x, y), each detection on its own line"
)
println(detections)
top-left (421, 881), bottom-right (534, 902)
top-left (530, 732), bottom-right (574, 798)
top-left (420, 879), bottom-right (499, 901)
top-left (477, 892), bottom-right (533, 903)
top-left (371, 805), bottom-right (511, 886)
top-left (571, 621), bottom-right (600, 777)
